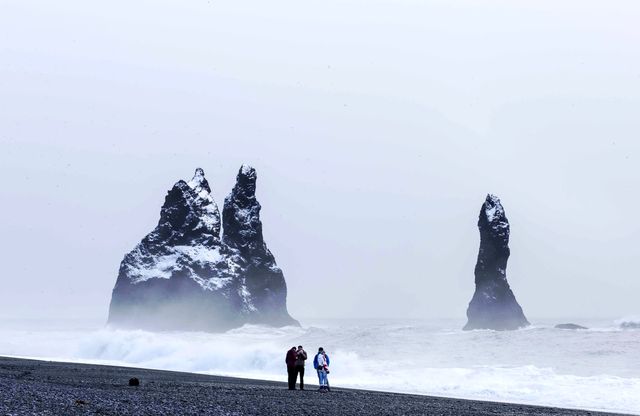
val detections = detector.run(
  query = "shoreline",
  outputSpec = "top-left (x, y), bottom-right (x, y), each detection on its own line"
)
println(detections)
top-left (1, 352), bottom-right (632, 415)
top-left (0, 355), bottom-right (629, 416)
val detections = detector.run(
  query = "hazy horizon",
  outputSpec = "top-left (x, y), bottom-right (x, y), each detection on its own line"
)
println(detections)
top-left (1, 0), bottom-right (640, 322)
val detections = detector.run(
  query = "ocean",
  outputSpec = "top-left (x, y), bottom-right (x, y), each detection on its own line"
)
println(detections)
top-left (0, 317), bottom-right (638, 414)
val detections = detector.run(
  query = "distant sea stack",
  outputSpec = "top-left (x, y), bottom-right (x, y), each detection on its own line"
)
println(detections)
top-left (108, 166), bottom-right (298, 332)
top-left (463, 194), bottom-right (529, 331)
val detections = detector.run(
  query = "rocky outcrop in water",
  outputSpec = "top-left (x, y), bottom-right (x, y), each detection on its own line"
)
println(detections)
top-left (463, 194), bottom-right (529, 331)
top-left (555, 323), bottom-right (588, 330)
top-left (108, 166), bottom-right (298, 331)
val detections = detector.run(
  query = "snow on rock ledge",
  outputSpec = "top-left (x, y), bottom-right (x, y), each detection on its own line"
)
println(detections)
top-left (108, 167), bottom-right (298, 332)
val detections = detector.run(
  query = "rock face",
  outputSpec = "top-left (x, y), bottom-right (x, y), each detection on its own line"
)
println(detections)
top-left (222, 165), bottom-right (293, 326)
top-left (108, 166), bottom-right (298, 332)
top-left (463, 194), bottom-right (529, 331)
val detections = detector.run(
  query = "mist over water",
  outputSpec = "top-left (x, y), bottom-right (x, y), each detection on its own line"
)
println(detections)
top-left (1, 2), bottom-right (639, 416)
top-left (1, 317), bottom-right (639, 414)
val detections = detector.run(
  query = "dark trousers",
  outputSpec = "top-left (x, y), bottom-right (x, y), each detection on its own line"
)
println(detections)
top-left (287, 366), bottom-right (296, 390)
top-left (294, 365), bottom-right (305, 390)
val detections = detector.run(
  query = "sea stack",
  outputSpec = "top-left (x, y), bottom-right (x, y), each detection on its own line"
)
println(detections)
top-left (108, 166), bottom-right (298, 332)
top-left (463, 194), bottom-right (529, 331)
top-left (222, 165), bottom-right (295, 326)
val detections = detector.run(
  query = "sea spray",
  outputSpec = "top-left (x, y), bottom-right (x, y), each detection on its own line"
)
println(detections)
top-left (1, 318), bottom-right (639, 414)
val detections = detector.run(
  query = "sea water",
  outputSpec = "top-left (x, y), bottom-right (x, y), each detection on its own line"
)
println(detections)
top-left (0, 317), bottom-right (638, 414)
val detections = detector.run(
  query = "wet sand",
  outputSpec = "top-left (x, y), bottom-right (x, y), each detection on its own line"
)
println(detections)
top-left (0, 356), bottom-right (625, 415)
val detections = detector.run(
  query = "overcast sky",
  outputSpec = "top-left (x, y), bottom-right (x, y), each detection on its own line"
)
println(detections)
top-left (1, 0), bottom-right (639, 322)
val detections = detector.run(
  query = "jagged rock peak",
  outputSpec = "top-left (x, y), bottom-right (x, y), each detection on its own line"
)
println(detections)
top-left (483, 194), bottom-right (506, 223)
top-left (233, 164), bottom-right (258, 198)
top-left (187, 167), bottom-right (211, 194)
top-left (240, 163), bottom-right (256, 178)
top-left (480, 194), bottom-right (509, 237)
top-left (160, 168), bottom-right (220, 239)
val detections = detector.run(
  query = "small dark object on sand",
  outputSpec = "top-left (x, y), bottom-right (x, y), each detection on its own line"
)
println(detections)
top-left (75, 399), bottom-right (87, 405)
top-left (128, 377), bottom-right (140, 386)
top-left (555, 323), bottom-right (588, 330)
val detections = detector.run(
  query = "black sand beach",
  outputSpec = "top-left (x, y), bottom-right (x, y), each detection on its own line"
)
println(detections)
top-left (0, 356), bottom-right (624, 416)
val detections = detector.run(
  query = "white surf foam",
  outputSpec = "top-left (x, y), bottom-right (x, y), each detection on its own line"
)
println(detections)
top-left (0, 318), bottom-right (639, 414)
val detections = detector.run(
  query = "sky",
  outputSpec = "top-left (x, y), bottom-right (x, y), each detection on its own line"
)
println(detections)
top-left (1, 0), bottom-right (639, 322)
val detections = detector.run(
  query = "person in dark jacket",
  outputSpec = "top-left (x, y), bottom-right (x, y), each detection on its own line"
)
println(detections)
top-left (294, 345), bottom-right (307, 390)
top-left (285, 346), bottom-right (298, 390)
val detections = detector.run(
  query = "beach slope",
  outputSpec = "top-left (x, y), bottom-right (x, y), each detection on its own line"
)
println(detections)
top-left (0, 356), bottom-right (624, 415)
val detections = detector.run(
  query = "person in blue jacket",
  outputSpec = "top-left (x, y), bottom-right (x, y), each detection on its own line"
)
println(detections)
top-left (313, 347), bottom-right (331, 392)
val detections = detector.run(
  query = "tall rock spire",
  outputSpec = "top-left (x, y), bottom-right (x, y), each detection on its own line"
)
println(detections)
top-left (463, 194), bottom-right (529, 330)
top-left (222, 164), bottom-right (264, 257)
top-left (222, 164), bottom-right (297, 326)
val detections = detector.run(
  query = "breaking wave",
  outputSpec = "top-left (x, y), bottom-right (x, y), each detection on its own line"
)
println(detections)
top-left (616, 316), bottom-right (640, 330)
top-left (1, 319), bottom-right (639, 414)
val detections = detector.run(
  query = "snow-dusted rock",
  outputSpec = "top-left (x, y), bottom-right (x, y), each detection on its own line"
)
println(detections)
top-left (463, 194), bottom-right (529, 331)
top-left (222, 165), bottom-right (297, 326)
top-left (108, 167), bottom-right (297, 331)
